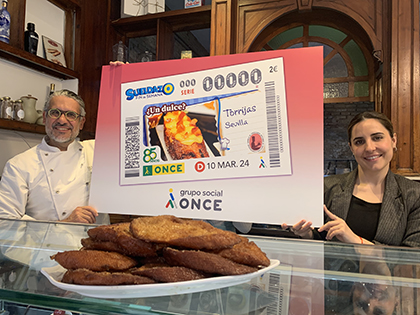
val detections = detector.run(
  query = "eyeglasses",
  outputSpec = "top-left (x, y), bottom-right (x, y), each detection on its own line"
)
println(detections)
top-left (47, 108), bottom-right (83, 122)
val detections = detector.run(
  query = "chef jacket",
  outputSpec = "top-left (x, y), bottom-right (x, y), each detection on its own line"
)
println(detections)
top-left (0, 138), bottom-right (108, 223)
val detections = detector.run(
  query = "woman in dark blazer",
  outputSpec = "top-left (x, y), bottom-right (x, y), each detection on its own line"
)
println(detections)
top-left (286, 111), bottom-right (420, 247)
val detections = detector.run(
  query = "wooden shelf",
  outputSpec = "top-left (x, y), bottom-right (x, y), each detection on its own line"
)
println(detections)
top-left (0, 118), bottom-right (46, 134)
top-left (112, 5), bottom-right (211, 37)
top-left (48, 0), bottom-right (81, 9)
top-left (0, 41), bottom-right (79, 80)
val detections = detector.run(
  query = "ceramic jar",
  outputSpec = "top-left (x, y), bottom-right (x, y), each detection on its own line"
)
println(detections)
top-left (13, 99), bottom-right (24, 121)
top-left (36, 112), bottom-right (44, 125)
top-left (20, 94), bottom-right (40, 123)
top-left (1, 96), bottom-right (13, 119)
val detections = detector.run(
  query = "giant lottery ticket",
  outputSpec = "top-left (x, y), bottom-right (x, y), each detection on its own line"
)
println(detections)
top-left (92, 47), bottom-right (323, 226)
top-left (120, 57), bottom-right (291, 185)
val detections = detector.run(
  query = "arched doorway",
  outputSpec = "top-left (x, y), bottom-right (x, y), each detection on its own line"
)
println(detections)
top-left (247, 9), bottom-right (380, 175)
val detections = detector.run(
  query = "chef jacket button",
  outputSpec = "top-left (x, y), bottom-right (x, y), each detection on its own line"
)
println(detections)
top-left (56, 190), bottom-right (60, 194)
top-left (62, 212), bottom-right (66, 216)
top-left (79, 148), bottom-right (82, 151)
top-left (85, 182), bottom-right (89, 185)
top-left (45, 153), bottom-right (48, 156)
top-left (50, 169), bottom-right (54, 172)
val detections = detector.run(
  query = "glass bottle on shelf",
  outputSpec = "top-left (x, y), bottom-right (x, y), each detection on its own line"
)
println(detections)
top-left (1, 96), bottom-right (12, 119)
top-left (141, 51), bottom-right (152, 62)
top-left (14, 99), bottom-right (24, 121)
top-left (44, 83), bottom-right (55, 109)
top-left (10, 99), bottom-right (15, 119)
top-left (0, 0), bottom-right (10, 44)
top-left (24, 22), bottom-right (39, 54)
top-left (49, 83), bottom-right (55, 96)
top-left (112, 41), bottom-right (128, 63)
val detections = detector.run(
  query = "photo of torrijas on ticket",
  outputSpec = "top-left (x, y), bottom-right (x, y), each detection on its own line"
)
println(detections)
top-left (120, 57), bottom-right (291, 185)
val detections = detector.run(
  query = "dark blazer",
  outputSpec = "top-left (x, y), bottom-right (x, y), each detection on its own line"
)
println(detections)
top-left (323, 170), bottom-right (420, 247)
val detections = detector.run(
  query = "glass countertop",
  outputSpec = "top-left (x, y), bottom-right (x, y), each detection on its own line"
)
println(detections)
top-left (1, 218), bottom-right (419, 315)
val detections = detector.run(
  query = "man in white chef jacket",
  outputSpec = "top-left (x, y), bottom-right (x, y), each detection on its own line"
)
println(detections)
top-left (0, 89), bottom-right (108, 224)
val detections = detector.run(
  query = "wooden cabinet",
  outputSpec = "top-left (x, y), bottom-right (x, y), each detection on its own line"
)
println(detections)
top-left (0, 0), bottom-right (109, 139)
top-left (7, 0), bottom-right (81, 70)
top-left (109, 5), bottom-right (211, 62)
top-left (0, 0), bottom-right (80, 135)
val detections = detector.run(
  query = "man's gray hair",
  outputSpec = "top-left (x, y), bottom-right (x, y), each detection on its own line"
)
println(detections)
top-left (43, 89), bottom-right (86, 117)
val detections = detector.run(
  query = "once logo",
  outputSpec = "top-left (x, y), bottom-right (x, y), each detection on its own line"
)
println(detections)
top-left (143, 163), bottom-right (184, 176)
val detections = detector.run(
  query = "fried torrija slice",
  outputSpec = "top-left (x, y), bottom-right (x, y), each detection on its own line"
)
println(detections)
top-left (215, 235), bottom-right (271, 268)
top-left (62, 268), bottom-right (155, 285)
top-left (87, 222), bottom-right (159, 257)
top-left (81, 237), bottom-right (125, 254)
top-left (131, 265), bottom-right (207, 283)
top-left (130, 215), bottom-right (241, 250)
top-left (51, 250), bottom-right (137, 272)
top-left (163, 247), bottom-right (257, 276)
top-left (87, 222), bottom-right (129, 242)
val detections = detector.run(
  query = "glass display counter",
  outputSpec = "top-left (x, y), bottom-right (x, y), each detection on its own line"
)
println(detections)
top-left (1, 218), bottom-right (420, 315)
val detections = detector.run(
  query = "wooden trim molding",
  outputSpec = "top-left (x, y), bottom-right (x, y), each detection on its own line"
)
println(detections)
top-left (156, 19), bottom-right (174, 60)
top-left (390, 0), bottom-right (420, 175)
top-left (237, 1), bottom-right (295, 53)
top-left (297, 0), bottom-right (313, 12)
top-left (211, 0), bottom-right (237, 56)
top-left (314, 0), bottom-right (382, 51)
top-left (324, 96), bottom-right (370, 104)
top-left (7, 0), bottom-right (25, 49)
top-left (237, 0), bottom-right (382, 54)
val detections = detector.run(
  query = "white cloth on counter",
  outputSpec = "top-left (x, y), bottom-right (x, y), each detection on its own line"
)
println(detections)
top-left (0, 137), bottom-right (108, 224)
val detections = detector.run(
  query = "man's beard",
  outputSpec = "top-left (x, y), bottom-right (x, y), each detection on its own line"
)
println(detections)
top-left (46, 123), bottom-right (79, 144)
